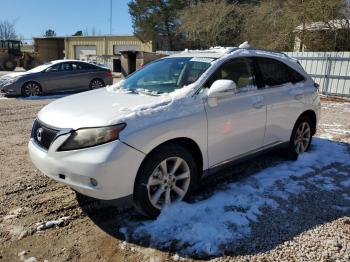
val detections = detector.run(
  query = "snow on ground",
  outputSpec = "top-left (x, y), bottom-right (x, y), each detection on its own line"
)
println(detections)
top-left (36, 216), bottom-right (70, 231)
top-left (322, 101), bottom-right (350, 112)
top-left (121, 138), bottom-right (350, 256)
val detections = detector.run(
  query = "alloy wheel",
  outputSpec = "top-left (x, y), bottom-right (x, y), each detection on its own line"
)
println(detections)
top-left (90, 79), bottom-right (104, 89)
top-left (23, 83), bottom-right (40, 96)
top-left (146, 157), bottom-right (191, 209)
top-left (294, 121), bottom-right (311, 154)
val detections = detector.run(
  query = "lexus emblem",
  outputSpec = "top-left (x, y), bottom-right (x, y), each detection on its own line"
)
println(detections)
top-left (36, 128), bottom-right (43, 142)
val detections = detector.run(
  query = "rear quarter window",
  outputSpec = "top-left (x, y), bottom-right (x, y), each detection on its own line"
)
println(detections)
top-left (287, 66), bottom-right (306, 83)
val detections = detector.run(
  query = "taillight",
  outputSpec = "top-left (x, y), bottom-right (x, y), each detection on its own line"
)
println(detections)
top-left (105, 70), bottom-right (112, 77)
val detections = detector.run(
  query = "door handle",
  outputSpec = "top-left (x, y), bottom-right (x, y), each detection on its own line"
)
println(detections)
top-left (253, 102), bottom-right (265, 109)
top-left (295, 94), bottom-right (303, 100)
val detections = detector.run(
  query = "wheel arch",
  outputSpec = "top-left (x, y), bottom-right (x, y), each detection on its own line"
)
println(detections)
top-left (297, 110), bottom-right (317, 135)
top-left (134, 137), bottom-right (204, 189)
top-left (21, 80), bottom-right (43, 94)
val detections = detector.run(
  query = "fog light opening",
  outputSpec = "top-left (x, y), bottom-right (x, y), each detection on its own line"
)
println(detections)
top-left (90, 178), bottom-right (98, 187)
top-left (58, 174), bottom-right (66, 180)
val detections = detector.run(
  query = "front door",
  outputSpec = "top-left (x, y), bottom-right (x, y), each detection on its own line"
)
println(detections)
top-left (41, 62), bottom-right (75, 92)
top-left (204, 58), bottom-right (267, 167)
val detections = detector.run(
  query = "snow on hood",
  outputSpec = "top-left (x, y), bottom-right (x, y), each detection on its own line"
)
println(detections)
top-left (38, 87), bottom-right (172, 129)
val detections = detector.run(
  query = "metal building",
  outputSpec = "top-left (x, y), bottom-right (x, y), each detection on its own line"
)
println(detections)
top-left (64, 35), bottom-right (153, 72)
top-left (33, 37), bottom-right (65, 63)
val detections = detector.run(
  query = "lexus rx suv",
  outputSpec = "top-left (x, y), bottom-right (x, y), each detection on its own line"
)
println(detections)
top-left (28, 47), bottom-right (320, 218)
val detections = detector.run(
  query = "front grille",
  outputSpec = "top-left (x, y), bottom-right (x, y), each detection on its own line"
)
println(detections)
top-left (31, 120), bottom-right (60, 150)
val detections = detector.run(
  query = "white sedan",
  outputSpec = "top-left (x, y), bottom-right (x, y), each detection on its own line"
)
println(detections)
top-left (29, 46), bottom-right (320, 218)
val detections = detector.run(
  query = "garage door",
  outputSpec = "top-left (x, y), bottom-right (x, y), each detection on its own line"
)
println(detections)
top-left (74, 45), bottom-right (97, 61)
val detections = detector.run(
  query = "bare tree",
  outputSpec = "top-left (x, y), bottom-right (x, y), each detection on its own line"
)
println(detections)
top-left (0, 20), bottom-right (18, 40)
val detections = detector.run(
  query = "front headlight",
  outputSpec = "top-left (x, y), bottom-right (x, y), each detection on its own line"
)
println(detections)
top-left (4, 77), bottom-right (19, 85)
top-left (58, 123), bottom-right (126, 151)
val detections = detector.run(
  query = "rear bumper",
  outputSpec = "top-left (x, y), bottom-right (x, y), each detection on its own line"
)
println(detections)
top-left (105, 77), bottom-right (113, 86)
top-left (28, 137), bottom-right (146, 200)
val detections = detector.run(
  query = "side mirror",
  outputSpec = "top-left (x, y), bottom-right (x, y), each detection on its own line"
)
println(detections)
top-left (207, 79), bottom-right (237, 99)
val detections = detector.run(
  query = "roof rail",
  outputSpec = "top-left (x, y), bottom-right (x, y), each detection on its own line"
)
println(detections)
top-left (238, 47), bottom-right (290, 58)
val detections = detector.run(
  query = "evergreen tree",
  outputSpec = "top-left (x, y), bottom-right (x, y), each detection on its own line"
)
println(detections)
top-left (128, 0), bottom-right (187, 50)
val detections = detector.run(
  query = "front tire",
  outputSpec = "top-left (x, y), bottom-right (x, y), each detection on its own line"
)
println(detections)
top-left (133, 144), bottom-right (198, 218)
top-left (22, 82), bottom-right (41, 97)
top-left (286, 116), bottom-right (313, 160)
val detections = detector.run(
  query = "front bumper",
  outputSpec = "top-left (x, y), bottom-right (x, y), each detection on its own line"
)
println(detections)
top-left (28, 137), bottom-right (146, 200)
top-left (0, 82), bottom-right (21, 95)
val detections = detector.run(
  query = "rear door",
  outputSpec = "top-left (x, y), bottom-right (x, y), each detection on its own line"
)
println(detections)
top-left (255, 57), bottom-right (307, 145)
top-left (204, 57), bottom-right (267, 167)
top-left (69, 62), bottom-right (97, 89)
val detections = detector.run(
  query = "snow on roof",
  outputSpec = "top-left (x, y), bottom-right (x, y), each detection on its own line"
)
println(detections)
top-left (169, 47), bottom-right (238, 58)
top-left (167, 45), bottom-right (296, 63)
top-left (294, 19), bottom-right (350, 32)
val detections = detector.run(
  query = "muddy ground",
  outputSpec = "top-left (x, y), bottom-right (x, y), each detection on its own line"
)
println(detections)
top-left (0, 94), bottom-right (350, 262)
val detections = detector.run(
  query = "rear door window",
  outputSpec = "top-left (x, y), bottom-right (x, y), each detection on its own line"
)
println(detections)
top-left (204, 58), bottom-right (256, 90)
top-left (256, 58), bottom-right (290, 87)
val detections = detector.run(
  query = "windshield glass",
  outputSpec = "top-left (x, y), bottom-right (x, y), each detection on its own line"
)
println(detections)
top-left (27, 62), bottom-right (53, 73)
top-left (122, 57), bottom-right (213, 94)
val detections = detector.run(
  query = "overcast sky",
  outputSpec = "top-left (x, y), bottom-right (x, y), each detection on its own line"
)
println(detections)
top-left (1, 0), bottom-right (133, 40)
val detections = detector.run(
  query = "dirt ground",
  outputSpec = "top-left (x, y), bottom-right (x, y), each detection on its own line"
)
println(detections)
top-left (0, 94), bottom-right (350, 262)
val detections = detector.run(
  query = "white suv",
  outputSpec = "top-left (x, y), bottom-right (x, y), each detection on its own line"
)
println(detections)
top-left (29, 47), bottom-right (320, 218)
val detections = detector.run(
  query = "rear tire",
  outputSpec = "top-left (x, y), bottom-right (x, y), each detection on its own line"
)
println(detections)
top-left (133, 144), bottom-right (198, 218)
top-left (89, 79), bottom-right (105, 89)
top-left (286, 116), bottom-right (313, 160)
top-left (22, 82), bottom-right (42, 97)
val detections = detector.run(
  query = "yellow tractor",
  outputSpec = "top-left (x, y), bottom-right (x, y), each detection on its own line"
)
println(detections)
top-left (0, 40), bottom-right (38, 71)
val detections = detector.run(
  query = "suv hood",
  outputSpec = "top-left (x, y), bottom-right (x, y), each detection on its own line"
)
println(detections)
top-left (38, 88), bottom-right (170, 129)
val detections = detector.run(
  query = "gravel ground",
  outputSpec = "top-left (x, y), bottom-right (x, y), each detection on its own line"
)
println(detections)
top-left (0, 94), bottom-right (349, 262)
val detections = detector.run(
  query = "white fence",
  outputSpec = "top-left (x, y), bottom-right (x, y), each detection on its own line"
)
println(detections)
top-left (285, 52), bottom-right (350, 97)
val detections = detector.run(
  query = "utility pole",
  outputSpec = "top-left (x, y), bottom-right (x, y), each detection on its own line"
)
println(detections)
top-left (109, 0), bottom-right (113, 35)
top-left (299, 0), bottom-right (305, 51)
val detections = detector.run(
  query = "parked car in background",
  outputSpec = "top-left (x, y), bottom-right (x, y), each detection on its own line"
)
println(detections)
top-left (28, 47), bottom-right (320, 218)
top-left (0, 60), bottom-right (113, 96)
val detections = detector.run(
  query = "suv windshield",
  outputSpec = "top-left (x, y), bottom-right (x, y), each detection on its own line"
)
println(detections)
top-left (122, 57), bottom-right (213, 94)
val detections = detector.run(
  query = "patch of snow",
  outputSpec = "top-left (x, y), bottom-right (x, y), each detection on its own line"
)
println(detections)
top-left (36, 216), bottom-right (70, 231)
top-left (124, 138), bottom-right (350, 256)
top-left (340, 179), bottom-right (350, 188)
top-left (19, 94), bottom-right (71, 100)
top-left (18, 250), bottom-right (36, 262)
top-left (324, 128), bottom-right (350, 135)
top-left (318, 133), bottom-right (334, 140)
top-left (320, 123), bottom-right (344, 128)
top-left (3, 207), bottom-right (23, 220)
top-left (322, 102), bottom-right (350, 112)
top-left (24, 258), bottom-right (37, 262)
